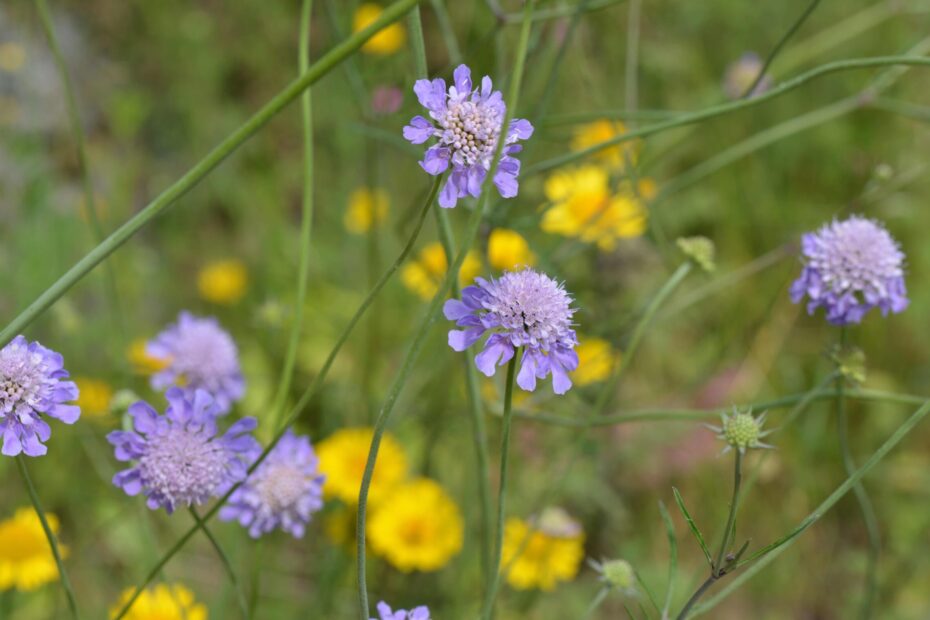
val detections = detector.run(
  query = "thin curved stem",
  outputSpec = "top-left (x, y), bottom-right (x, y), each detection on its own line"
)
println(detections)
top-left (713, 451), bottom-right (743, 574)
top-left (481, 354), bottom-right (519, 620)
top-left (742, 0), bottom-right (821, 97)
top-left (33, 0), bottom-right (125, 342)
top-left (111, 174), bottom-right (441, 620)
top-left (408, 3), bottom-right (492, 581)
top-left (355, 3), bottom-right (537, 616)
top-left (583, 586), bottom-right (610, 619)
top-left (526, 55), bottom-right (930, 176)
top-left (189, 508), bottom-right (249, 619)
top-left (0, 0), bottom-right (425, 348)
top-left (271, 0), bottom-right (315, 430)
top-left (836, 329), bottom-right (880, 619)
top-left (16, 456), bottom-right (80, 620)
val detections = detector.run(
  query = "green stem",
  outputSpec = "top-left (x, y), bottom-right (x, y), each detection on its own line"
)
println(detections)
top-left (189, 508), bottom-right (249, 619)
top-left (676, 575), bottom-right (717, 620)
top-left (429, 0), bottom-right (462, 65)
top-left (836, 328), bottom-right (880, 619)
top-left (271, 0), bottom-right (315, 431)
top-left (583, 586), bottom-right (610, 619)
top-left (691, 398), bottom-right (930, 616)
top-left (33, 0), bottom-right (125, 343)
top-left (0, 0), bottom-right (425, 348)
top-left (354, 3), bottom-right (537, 616)
top-left (713, 451), bottom-right (743, 575)
top-left (503, 0), bottom-right (627, 23)
top-left (111, 174), bottom-right (441, 620)
top-left (526, 55), bottom-right (930, 176)
top-left (408, 4), bottom-right (492, 581)
top-left (16, 456), bottom-right (80, 620)
top-left (592, 263), bottom-right (692, 417)
top-left (482, 354), bottom-right (519, 620)
top-left (742, 0), bottom-right (821, 97)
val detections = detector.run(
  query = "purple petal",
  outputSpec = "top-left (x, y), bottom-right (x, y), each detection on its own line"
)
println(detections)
top-left (403, 115), bottom-right (435, 144)
top-left (452, 64), bottom-right (472, 97)
top-left (413, 78), bottom-right (447, 113)
top-left (420, 145), bottom-right (450, 175)
top-left (509, 118), bottom-right (534, 140)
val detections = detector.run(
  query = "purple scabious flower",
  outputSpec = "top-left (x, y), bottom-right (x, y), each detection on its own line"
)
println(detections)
top-left (107, 388), bottom-right (259, 513)
top-left (219, 430), bottom-right (325, 539)
top-left (148, 312), bottom-right (244, 414)
top-left (371, 601), bottom-right (430, 620)
top-left (444, 268), bottom-right (579, 394)
top-left (0, 336), bottom-right (80, 457)
top-left (790, 216), bottom-right (908, 325)
top-left (403, 64), bottom-right (534, 209)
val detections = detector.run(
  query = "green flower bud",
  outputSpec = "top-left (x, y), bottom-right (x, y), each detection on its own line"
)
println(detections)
top-left (677, 236), bottom-right (716, 272)
top-left (709, 408), bottom-right (772, 454)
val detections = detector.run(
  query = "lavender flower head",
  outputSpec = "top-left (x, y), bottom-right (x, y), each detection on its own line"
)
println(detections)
top-left (723, 52), bottom-right (773, 100)
top-left (0, 336), bottom-right (80, 457)
top-left (403, 64), bottom-right (534, 208)
top-left (790, 216), bottom-right (908, 325)
top-left (219, 430), bottom-right (325, 539)
top-left (371, 601), bottom-right (430, 620)
top-left (108, 388), bottom-right (259, 513)
top-left (148, 312), bottom-right (244, 414)
top-left (444, 268), bottom-right (579, 394)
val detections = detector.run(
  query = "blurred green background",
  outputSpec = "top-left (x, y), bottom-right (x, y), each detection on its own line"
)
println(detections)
top-left (1, 0), bottom-right (930, 617)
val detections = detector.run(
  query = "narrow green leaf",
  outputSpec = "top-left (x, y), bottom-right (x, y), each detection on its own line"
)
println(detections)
top-left (673, 487), bottom-right (714, 569)
top-left (657, 500), bottom-right (678, 617)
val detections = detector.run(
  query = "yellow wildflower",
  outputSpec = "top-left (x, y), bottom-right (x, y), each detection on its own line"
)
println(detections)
top-left (367, 478), bottom-right (463, 572)
top-left (345, 188), bottom-right (389, 234)
top-left (488, 229), bottom-right (536, 271)
top-left (572, 337), bottom-right (616, 386)
top-left (0, 508), bottom-right (66, 592)
top-left (0, 43), bottom-right (26, 73)
top-left (127, 339), bottom-right (170, 375)
top-left (353, 4), bottom-right (406, 55)
top-left (74, 377), bottom-right (114, 421)
top-left (541, 165), bottom-right (648, 251)
top-left (502, 508), bottom-right (585, 591)
top-left (571, 120), bottom-right (640, 169)
top-left (317, 427), bottom-right (408, 506)
top-left (110, 583), bottom-right (207, 620)
top-left (401, 242), bottom-right (482, 300)
top-left (197, 259), bottom-right (248, 305)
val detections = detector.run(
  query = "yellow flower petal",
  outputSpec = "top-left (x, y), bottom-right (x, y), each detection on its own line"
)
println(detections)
top-left (110, 583), bottom-right (208, 620)
top-left (317, 427), bottom-right (408, 506)
top-left (345, 188), bottom-right (390, 234)
top-left (197, 259), bottom-right (248, 305)
top-left (488, 229), bottom-right (536, 271)
top-left (353, 4), bottom-right (406, 55)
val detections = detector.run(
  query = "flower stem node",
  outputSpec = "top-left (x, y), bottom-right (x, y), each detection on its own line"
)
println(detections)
top-left (677, 236), bottom-right (716, 273)
top-left (708, 408), bottom-right (772, 454)
top-left (830, 344), bottom-right (867, 385)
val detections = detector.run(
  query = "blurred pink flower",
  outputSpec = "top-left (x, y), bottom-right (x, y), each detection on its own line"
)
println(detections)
top-left (371, 85), bottom-right (403, 116)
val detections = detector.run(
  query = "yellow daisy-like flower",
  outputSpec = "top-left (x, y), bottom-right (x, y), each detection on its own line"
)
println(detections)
top-left (317, 427), bottom-right (408, 506)
top-left (74, 377), bottom-right (114, 421)
top-left (345, 188), bottom-right (389, 234)
top-left (367, 478), bottom-right (463, 572)
top-left (571, 120), bottom-right (640, 169)
top-left (572, 337), bottom-right (617, 386)
top-left (353, 3), bottom-right (406, 55)
top-left (0, 508), bottom-right (67, 592)
top-left (110, 583), bottom-right (207, 620)
top-left (197, 259), bottom-right (248, 305)
top-left (488, 229), bottom-right (536, 271)
top-left (401, 242), bottom-right (482, 300)
top-left (127, 338), bottom-right (170, 375)
top-left (541, 165), bottom-right (648, 251)
top-left (501, 508), bottom-right (585, 591)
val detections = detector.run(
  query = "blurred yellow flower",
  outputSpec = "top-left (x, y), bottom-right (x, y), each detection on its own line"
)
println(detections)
top-left (345, 188), bottom-right (389, 234)
top-left (541, 165), bottom-right (648, 251)
top-left (74, 377), bottom-right (114, 420)
top-left (571, 120), bottom-right (640, 169)
top-left (501, 508), bottom-right (584, 591)
top-left (0, 508), bottom-right (66, 592)
top-left (110, 583), bottom-right (207, 620)
top-left (488, 229), bottom-right (536, 271)
top-left (353, 4), bottom-right (406, 55)
top-left (368, 478), bottom-right (463, 572)
top-left (127, 339), bottom-right (170, 375)
top-left (317, 427), bottom-right (407, 506)
top-left (572, 337), bottom-right (616, 386)
top-left (0, 43), bottom-right (26, 73)
top-left (197, 259), bottom-right (248, 305)
top-left (401, 242), bottom-right (481, 300)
